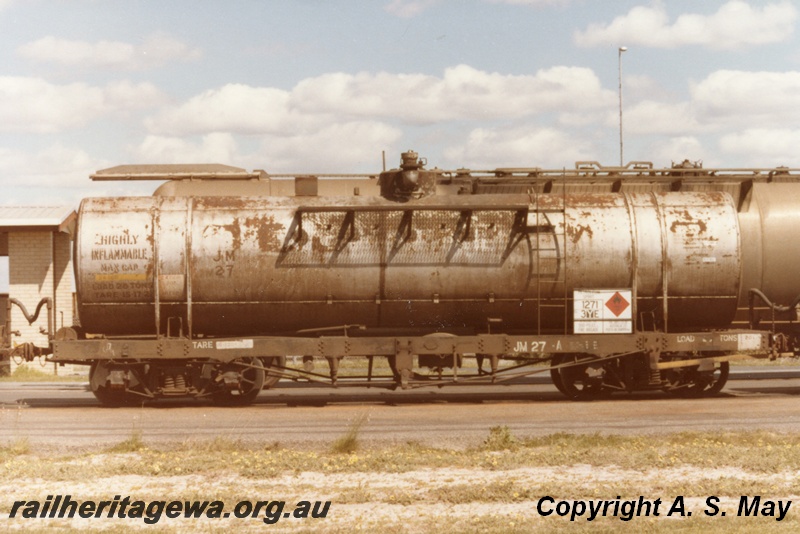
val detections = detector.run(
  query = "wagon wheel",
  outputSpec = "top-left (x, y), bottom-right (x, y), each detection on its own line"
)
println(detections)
top-left (211, 358), bottom-right (265, 406)
top-left (557, 354), bottom-right (609, 401)
top-left (89, 361), bottom-right (142, 407)
top-left (260, 356), bottom-right (286, 389)
top-left (92, 381), bottom-right (136, 406)
top-left (701, 361), bottom-right (730, 395)
top-left (549, 355), bottom-right (567, 395)
top-left (678, 361), bottom-right (730, 398)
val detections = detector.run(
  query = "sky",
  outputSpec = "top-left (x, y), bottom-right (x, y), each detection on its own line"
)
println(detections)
top-left (1, 0), bottom-right (799, 209)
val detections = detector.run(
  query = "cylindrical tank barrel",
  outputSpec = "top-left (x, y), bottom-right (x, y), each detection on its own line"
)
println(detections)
top-left (75, 192), bottom-right (741, 337)
top-left (737, 182), bottom-right (800, 308)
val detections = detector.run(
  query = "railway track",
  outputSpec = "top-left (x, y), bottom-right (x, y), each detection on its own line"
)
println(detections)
top-left (1, 367), bottom-right (800, 451)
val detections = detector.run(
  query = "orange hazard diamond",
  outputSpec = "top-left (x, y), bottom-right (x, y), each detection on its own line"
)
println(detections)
top-left (605, 292), bottom-right (630, 317)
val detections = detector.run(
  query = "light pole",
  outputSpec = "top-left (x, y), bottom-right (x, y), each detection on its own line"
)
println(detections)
top-left (618, 46), bottom-right (627, 167)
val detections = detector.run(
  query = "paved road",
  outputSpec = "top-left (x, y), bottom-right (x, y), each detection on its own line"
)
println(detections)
top-left (2, 369), bottom-right (800, 451)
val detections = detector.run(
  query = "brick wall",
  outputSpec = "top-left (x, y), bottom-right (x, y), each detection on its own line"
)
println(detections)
top-left (7, 230), bottom-right (82, 376)
top-left (53, 232), bottom-right (73, 331)
top-left (9, 231), bottom-right (52, 348)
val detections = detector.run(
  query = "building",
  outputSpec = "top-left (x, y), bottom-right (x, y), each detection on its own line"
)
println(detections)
top-left (0, 206), bottom-right (77, 376)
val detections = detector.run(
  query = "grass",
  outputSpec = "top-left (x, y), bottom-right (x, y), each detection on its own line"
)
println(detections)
top-left (3, 428), bottom-right (800, 533)
top-left (0, 437), bottom-right (29, 460)
top-left (104, 430), bottom-right (145, 453)
top-left (330, 411), bottom-right (370, 454)
top-left (3, 428), bottom-right (800, 480)
top-left (481, 425), bottom-right (521, 451)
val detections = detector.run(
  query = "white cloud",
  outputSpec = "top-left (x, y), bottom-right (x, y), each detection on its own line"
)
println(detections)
top-left (134, 133), bottom-right (240, 164)
top-left (443, 126), bottom-right (593, 169)
top-left (650, 136), bottom-right (706, 165)
top-left (719, 128), bottom-right (800, 165)
top-left (557, 110), bottom-right (606, 127)
top-left (103, 80), bottom-right (167, 113)
top-left (610, 69), bottom-right (800, 137)
top-left (135, 122), bottom-right (402, 172)
top-left (258, 121), bottom-right (404, 172)
top-left (575, 1), bottom-right (797, 50)
top-left (146, 65), bottom-right (613, 137)
top-left (17, 33), bottom-right (202, 70)
top-left (292, 65), bottom-right (612, 124)
top-left (0, 144), bottom-right (98, 189)
top-left (384, 0), bottom-right (442, 18)
top-left (0, 77), bottom-right (165, 133)
top-left (145, 84), bottom-right (301, 136)
top-left (624, 101), bottom-right (701, 135)
top-left (142, 65), bottom-right (618, 172)
top-left (692, 70), bottom-right (800, 124)
top-left (624, 74), bottom-right (676, 101)
top-left (385, 0), bottom-right (567, 17)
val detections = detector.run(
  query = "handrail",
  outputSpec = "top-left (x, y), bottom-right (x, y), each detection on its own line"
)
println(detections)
top-left (748, 289), bottom-right (800, 330)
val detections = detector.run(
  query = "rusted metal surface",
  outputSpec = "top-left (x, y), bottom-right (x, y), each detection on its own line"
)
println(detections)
top-left (75, 191), bottom-right (740, 337)
top-left (154, 179), bottom-right (272, 197)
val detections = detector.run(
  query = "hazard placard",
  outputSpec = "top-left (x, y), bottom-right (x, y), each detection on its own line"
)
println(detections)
top-left (573, 289), bottom-right (633, 334)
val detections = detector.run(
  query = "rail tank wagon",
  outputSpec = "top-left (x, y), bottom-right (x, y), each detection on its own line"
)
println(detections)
top-left (75, 192), bottom-right (740, 337)
top-left (7, 151), bottom-right (798, 405)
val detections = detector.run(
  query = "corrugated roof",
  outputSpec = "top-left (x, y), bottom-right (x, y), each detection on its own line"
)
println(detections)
top-left (0, 206), bottom-right (76, 231)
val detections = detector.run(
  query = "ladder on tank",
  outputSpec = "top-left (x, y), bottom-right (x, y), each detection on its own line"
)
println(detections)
top-left (529, 177), bottom-right (569, 336)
